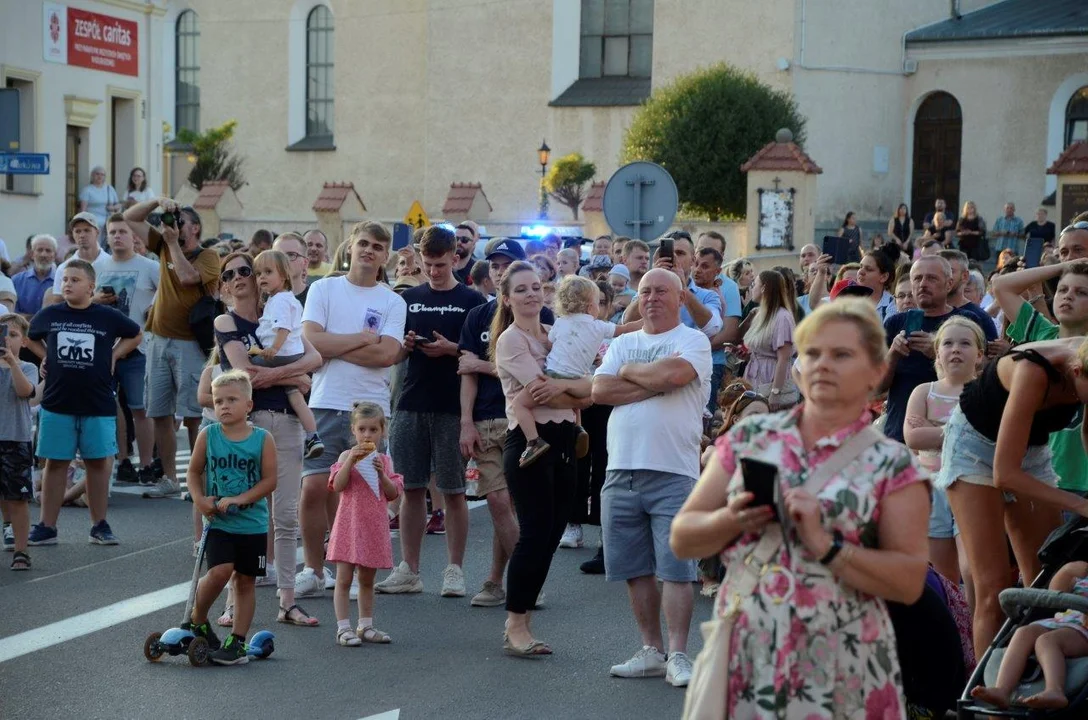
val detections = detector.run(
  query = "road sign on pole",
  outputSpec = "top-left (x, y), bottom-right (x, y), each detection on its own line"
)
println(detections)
top-left (403, 201), bottom-right (430, 230)
top-left (601, 162), bottom-right (678, 241)
top-left (0, 153), bottom-right (50, 175)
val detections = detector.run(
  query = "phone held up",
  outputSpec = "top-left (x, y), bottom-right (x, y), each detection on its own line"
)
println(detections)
top-left (902, 308), bottom-right (924, 336)
top-left (659, 238), bottom-right (674, 262)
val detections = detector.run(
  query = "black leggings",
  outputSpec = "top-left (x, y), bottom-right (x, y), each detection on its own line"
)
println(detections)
top-left (573, 403), bottom-right (611, 526)
top-left (503, 421), bottom-right (577, 614)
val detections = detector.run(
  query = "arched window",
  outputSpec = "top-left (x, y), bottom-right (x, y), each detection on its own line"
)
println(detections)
top-left (1067, 86), bottom-right (1088, 147)
top-left (175, 10), bottom-right (199, 134)
top-left (306, 5), bottom-right (334, 140)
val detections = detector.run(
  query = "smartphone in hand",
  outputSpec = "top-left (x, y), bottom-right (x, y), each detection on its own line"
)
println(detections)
top-left (659, 238), bottom-right (674, 261)
top-left (741, 458), bottom-right (780, 520)
top-left (902, 309), bottom-right (924, 335)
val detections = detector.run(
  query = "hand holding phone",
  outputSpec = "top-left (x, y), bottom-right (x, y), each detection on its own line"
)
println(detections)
top-left (659, 238), bottom-right (674, 261)
top-left (741, 458), bottom-right (780, 519)
top-left (902, 309), bottom-right (924, 335)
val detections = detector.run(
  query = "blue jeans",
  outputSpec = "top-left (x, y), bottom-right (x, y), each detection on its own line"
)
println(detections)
top-left (707, 363), bottom-right (726, 415)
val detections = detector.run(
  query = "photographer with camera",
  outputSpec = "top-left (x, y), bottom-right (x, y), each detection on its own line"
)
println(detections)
top-left (123, 197), bottom-right (221, 498)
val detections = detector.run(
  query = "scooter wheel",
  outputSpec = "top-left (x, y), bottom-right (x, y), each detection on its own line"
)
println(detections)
top-left (143, 632), bottom-right (164, 662)
top-left (187, 636), bottom-right (209, 666)
top-left (257, 639), bottom-right (274, 659)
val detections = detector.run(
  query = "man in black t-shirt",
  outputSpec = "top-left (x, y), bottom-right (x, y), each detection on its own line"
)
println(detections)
top-left (453, 222), bottom-right (479, 287)
top-left (378, 226), bottom-right (486, 598)
top-left (457, 239), bottom-right (554, 606)
top-left (1024, 208), bottom-right (1057, 245)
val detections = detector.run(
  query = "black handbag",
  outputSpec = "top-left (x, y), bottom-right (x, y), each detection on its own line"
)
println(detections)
top-left (189, 288), bottom-right (223, 356)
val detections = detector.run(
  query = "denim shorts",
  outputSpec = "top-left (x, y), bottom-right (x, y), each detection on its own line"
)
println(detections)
top-left (114, 352), bottom-right (146, 410)
top-left (37, 409), bottom-right (118, 461)
top-left (936, 406), bottom-right (1058, 491)
top-left (929, 487), bottom-right (958, 539)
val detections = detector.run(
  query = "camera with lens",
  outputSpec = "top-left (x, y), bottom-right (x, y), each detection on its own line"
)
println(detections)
top-left (160, 211), bottom-right (186, 229)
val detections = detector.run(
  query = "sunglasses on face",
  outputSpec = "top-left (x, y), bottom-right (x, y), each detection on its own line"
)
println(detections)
top-left (220, 266), bottom-right (253, 282)
top-left (723, 382), bottom-right (750, 394)
top-left (456, 235), bottom-right (474, 244)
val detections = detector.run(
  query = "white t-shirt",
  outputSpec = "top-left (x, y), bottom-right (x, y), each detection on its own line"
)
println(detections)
top-left (546, 313), bottom-right (616, 377)
top-left (302, 276), bottom-right (407, 414)
top-left (258, 291), bottom-right (305, 356)
top-left (92, 253), bottom-right (159, 352)
top-left (596, 324), bottom-right (712, 479)
top-left (125, 188), bottom-right (157, 204)
top-left (53, 250), bottom-right (105, 294)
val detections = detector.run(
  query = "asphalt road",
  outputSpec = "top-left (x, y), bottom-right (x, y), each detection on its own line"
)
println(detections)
top-left (0, 486), bottom-right (709, 720)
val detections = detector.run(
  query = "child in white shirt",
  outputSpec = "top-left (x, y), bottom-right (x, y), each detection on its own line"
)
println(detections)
top-left (513, 275), bottom-right (640, 467)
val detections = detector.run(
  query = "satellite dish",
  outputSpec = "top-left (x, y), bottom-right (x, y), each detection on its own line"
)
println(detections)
top-left (602, 161), bottom-right (679, 241)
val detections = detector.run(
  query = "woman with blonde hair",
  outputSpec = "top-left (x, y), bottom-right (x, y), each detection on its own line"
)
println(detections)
top-left (956, 200), bottom-right (987, 261)
top-left (742, 270), bottom-right (797, 408)
top-left (672, 298), bottom-right (930, 718)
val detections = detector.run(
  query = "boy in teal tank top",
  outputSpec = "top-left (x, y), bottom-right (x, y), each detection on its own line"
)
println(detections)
top-left (185, 370), bottom-right (278, 665)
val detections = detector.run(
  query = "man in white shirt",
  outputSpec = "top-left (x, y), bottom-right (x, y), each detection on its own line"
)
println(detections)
top-left (295, 221), bottom-right (407, 598)
top-left (44, 212), bottom-right (103, 306)
top-left (92, 214), bottom-right (159, 483)
top-left (592, 268), bottom-right (711, 690)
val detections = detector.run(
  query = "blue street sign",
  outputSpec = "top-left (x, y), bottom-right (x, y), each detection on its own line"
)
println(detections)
top-left (0, 153), bottom-right (50, 175)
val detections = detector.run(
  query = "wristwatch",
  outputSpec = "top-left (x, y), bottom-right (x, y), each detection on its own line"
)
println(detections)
top-left (819, 530), bottom-right (844, 565)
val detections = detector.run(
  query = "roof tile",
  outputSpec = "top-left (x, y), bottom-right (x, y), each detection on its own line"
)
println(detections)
top-left (740, 141), bottom-right (823, 175)
top-left (1047, 141), bottom-right (1088, 175)
top-left (312, 182), bottom-right (366, 213)
top-left (442, 182), bottom-right (492, 216)
top-left (582, 182), bottom-right (606, 213)
top-left (193, 180), bottom-right (230, 210)
top-left (906, 0), bottom-right (1088, 44)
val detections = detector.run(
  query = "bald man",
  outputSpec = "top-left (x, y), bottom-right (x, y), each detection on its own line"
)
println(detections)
top-left (592, 267), bottom-right (712, 688)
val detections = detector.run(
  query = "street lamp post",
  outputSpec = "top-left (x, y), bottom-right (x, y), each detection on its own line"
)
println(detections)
top-left (538, 139), bottom-right (550, 220)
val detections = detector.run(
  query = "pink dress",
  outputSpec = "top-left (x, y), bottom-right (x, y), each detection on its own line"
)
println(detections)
top-left (326, 454), bottom-right (403, 569)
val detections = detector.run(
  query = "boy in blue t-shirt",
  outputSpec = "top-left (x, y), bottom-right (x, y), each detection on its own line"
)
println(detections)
top-left (185, 369), bottom-right (277, 665)
top-left (0, 314), bottom-right (40, 570)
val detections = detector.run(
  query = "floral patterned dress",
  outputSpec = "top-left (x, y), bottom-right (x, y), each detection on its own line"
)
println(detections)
top-left (715, 407), bottom-right (927, 720)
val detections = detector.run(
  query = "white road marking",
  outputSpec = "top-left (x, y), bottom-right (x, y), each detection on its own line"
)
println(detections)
top-left (358, 712), bottom-right (400, 720)
top-left (26, 537), bottom-right (191, 584)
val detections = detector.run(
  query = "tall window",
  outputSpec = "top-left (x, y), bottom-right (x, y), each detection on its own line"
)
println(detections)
top-left (579, 0), bottom-right (653, 79)
top-left (1067, 87), bottom-right (1088, 148)
top-left (175, 10), bottom-right (199, 134)
top-left (306, 6), bottom-right (334, 140)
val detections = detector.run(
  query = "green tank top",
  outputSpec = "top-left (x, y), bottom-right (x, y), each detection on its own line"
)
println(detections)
top-left (204, 423), bottom-right (268, 535)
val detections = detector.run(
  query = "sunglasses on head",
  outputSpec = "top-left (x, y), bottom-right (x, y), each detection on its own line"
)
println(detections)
top-left (221, 266), bottom-right (253, 282)
top-left (1063, 221), bottom-right (1088, 233)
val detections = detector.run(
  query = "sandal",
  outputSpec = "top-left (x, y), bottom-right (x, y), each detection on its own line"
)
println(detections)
top-left (337, 626), bottom-right (361, 646)
top-left (518, 439), bottom-right (551, 468)
top-left (10, 551), bottom-right (30, 571)
top-left (278, 604), bottom-right (320, 627)
top-left (356, 625), bottom-right (391, 644)
top-left (216, 604), bottom-right (234, 627)
top-left (503, 634), bottom-right (552, 657)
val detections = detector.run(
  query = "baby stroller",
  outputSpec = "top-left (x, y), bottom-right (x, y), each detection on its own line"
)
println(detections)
top-left (958, 515), bottom-right (1088, 719)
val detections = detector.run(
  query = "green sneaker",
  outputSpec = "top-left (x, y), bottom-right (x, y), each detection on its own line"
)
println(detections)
top-left (181, 620), bottom-right (221, 651)
top-left (210, 633), bottom-right (249, 665)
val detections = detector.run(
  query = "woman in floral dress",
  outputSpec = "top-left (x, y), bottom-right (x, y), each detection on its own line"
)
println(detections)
top-left (672, 299), bottom-right (931, 719)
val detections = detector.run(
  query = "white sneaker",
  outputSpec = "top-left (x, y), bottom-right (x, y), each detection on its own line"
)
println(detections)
top-left (441, 563), bottom-right (466, 598)
top-left (666, 652), bottom-right (693, 687)
top-left (254, 565), bottom-right (278, 587)
top-left (142, 477), bottom-right (180, 499)
top-left (349, 577), bottom-right (360, 600)
top-left (323, 566), bottom-right (336, 589)
top-left (610, 646), bottom-right (667, 678)
top-left (559, 523), bottom-right (584, 549)
top-left (374, 561), bottom-right (423, 594)
top-left (294, 566), bottom-right (324, 598)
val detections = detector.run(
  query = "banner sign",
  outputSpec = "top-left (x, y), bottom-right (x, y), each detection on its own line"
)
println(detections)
top-left (43, 3), bottom-right (139, 77)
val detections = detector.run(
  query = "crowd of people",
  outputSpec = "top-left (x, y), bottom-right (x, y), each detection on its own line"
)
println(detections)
top-left (5, 186), bottom-right (1088, 710)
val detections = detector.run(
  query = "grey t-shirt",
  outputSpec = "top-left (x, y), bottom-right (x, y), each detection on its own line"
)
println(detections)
top-left (0, 361), bottom-right (39, 442)
top-left (92, 253), bottom-right (159, 352)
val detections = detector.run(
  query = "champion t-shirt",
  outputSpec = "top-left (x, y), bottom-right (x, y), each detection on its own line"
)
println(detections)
top-left (399, 282), bottom-right (487, 415)
top-left (29, 302), bottom-right (141, 416)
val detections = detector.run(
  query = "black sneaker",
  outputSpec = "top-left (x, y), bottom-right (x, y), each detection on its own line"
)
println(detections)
top-left (137, 465), bottom-right (157, 486)
top-left (304, 433), bottom-right (325, 460)
top-left (210, 633), bottom-right (249, 665)
top-left (150, 457), bottom-right (164, 480)
top-left (580, 545), bottom-right (605, 575)
top-left (181, 620), bottom-right (222, 651)
top-left (116, 459), bottom-right (139, 484)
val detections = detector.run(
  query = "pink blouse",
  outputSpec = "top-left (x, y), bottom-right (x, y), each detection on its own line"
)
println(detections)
top-left (495, 323), bottom-right (576, 430)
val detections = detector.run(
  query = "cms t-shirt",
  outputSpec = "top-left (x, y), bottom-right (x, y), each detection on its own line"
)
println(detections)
top-left (596, 324), bottom-right (712, 479)
top-left (399, 283), bottom-right (487, 415)
top-left (92, 253), bottom-right (159, 353)
top-left (458, 299), bottom-right (555, 422)
top-left (301, 276), bottom-right (406, 415)
top-left (29, 302), bottom-right (141, 416)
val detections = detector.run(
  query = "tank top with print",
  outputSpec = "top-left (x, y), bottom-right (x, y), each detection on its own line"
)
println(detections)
top-left (917, 383), bottom-right (959, 472)
top-left (204, 423), bottom-right (268, 535)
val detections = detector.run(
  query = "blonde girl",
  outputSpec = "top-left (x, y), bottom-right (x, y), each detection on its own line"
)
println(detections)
top-left (327, 402), bottom-right (403, 646)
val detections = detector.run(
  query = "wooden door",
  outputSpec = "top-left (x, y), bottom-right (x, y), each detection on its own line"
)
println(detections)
top-left (66, 125), bottom-right (80, 225)
top-left (911, 92), bottom-right (962, 228)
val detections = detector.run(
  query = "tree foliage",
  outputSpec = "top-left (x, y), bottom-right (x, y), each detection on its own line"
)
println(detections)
top-left (621, 64), bottom-right (806, 220)
top-left (544, 153), bottom-right (597, 220)
top-left (176, 120), bottom-right (247, 191)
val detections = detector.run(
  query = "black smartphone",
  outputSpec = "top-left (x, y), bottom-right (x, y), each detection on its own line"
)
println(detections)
top-left (903, 308), bottom-right (924, 335)
top-left (0, 325), bottom-right (7, 342)
top-left (659, 238), bottom-right (674, 261)
top-left (740, 458), bottom-right (780, 519)
top-left (101, 285), bottom-right (115, 296)
top-left (1023, 238), bottom-right (1044, 269)
top-left (821, 235), bottom-right (848, 265)
top-left (414, 337), bottom-right (434, 346)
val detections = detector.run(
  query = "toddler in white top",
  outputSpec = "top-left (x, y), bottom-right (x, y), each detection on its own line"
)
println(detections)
top-left (250, 250), bottom-right (325, 459)
top-left (513, 274), bottom-right (640, 467)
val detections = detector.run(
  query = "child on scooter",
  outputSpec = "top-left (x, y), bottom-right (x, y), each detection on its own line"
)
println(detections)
top-left (185, 370), bottom-right (278, 665)
top-left (972, 561), bottom-right (1088, 710)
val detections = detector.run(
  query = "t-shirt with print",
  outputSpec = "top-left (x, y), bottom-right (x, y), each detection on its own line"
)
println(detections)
top-left (257, 291), bottom-right (305, 356)
top-left (0, 360), bottom-right (39, 442)
top-left (29, 303), bottom-right (141, 416)
top-left (204, 422), bottom-right (269, 535)
top-left (712, 276), bottom-right (743, 366)
top-left (882, 306), bottom-right (994, 443)
top-left (546, 314), bottom-right (616, 378)
top-left (596, 324), bottom-right (712, 480)
top-left (458, 299), bottom-right (554, 422)
top-left (399, 282), bottom-right (487, 415)
top-left (1006, 300), bottom-right (1087, 491)
top-left (302, 276), bottom-right (407, 415)
top-left (144, 227), bottom-right (221, 340)
top-left (92, 253), bottom-right (159, 353)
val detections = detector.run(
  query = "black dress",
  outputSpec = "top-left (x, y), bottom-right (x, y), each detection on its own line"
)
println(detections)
top-left (956, 216), bottom-right (983, 259)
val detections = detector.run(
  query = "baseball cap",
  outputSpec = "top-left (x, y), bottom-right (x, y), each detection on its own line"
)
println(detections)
top-left (829, 279), bottom-right (874, 300)
top-left (69, 211), bottom-right (99, 230)
top-left (485, 238), bottom-right (527, 262)
top-left (393, 275), bottom-right (422, 293)
top-left (609, 264), bottom-right (631, 281)
top-left (588, 255), bottom-right (613, 271)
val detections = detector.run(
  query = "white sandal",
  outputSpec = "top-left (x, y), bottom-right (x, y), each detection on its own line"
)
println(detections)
top-left (337, 627), bottom-right (361, 646)
top-left (216, 604), bottom-right (234, 627)
top-left (357, 625), bottom-right (391, 644)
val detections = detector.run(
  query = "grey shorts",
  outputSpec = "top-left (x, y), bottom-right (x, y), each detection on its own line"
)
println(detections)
top-left (144, 334), bottom-right (206, 419)
top-left (936, 406), bottom-right (1059, 491)
top-left (389, 410), bottom-right (466, 495)
top-left (301, 408), bottom-right (374, 479)
top-left (601, 469), bottom-right (698, 583)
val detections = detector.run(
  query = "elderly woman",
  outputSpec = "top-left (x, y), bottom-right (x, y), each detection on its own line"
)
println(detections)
top-left (78, 165), bottom-right (121, 233)
top-left (671, 299), bottom-right (930, 719)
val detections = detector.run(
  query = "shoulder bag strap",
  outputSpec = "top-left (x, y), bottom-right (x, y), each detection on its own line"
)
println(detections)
top-left (802, 425), bottom-right (884, 496)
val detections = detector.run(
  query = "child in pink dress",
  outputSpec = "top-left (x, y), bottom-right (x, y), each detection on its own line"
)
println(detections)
top-left (327, 402), bottom-right (403, 647)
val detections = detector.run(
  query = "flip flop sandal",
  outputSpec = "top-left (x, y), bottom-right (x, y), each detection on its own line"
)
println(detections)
top-left (216, 604), bottom-right (234, 627)
top-left (278, 604), bottom-right (319, 626)
top-left (10, 551), bottom-right (30, 571)
top-left (357, 626), bottom-right (391, 644)
top-left (503, 636), bottom-right (552, 657)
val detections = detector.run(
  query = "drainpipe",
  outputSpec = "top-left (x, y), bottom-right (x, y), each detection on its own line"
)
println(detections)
top-left (950, 0), bottom-right (962, 20)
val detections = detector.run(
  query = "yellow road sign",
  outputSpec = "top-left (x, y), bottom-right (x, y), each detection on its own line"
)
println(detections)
top-left (404, 201), bottom-right (429, 229)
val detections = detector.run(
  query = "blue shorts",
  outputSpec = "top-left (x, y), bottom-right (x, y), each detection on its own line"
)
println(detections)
top-left (115, 352), bottom-right (146, 410)
top-left (37, 409), bottom-right (118, 461)
top-left (929, 487), bottom-right (959, 539)
top-left (936, 406), bottom-right (1058, 490)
